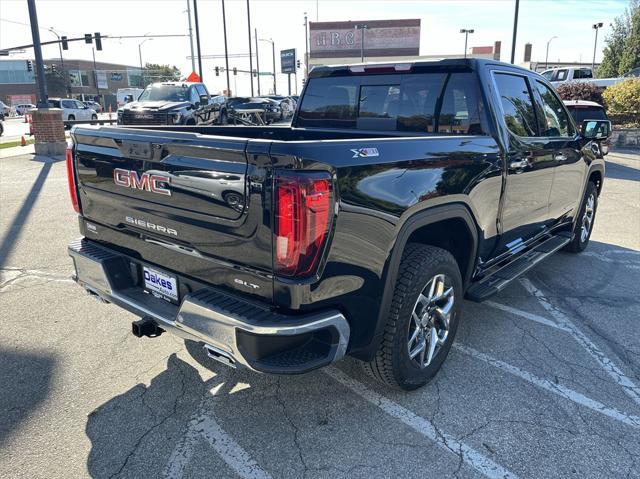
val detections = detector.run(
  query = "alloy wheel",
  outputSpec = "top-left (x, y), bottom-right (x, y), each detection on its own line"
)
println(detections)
top-left (581, 193), bottom-right (595, 242)
top-left (407, 274), bottom-right (455, 368)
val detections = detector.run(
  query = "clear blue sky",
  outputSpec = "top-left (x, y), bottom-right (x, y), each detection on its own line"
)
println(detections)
top-left (0, 0), bottom-right (631, 95)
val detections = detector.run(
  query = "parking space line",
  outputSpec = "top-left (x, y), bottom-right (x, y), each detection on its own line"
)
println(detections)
top-left (324, 367), bottom-right (519, 479)
top-left (165, 397), bottom-right (272, 479)
top-left (581, 252), bottom-right (640, 270)
top-left (484, 301), bottom-right (569, 331)
top-left (520, 278), bottom-right (640, 408)
top-left (455, 344), bottom-right (640, 429)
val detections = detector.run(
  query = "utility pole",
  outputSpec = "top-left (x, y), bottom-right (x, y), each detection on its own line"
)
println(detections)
top-left (222, 0), bottom-right (231, 96)
top-left (355, 24), bottom-right (368, 62)
top-left (48, 27), bottom-right (68, 95)
top-left (545, 36), bottom-right (557, 70)
top-left (460, 29), bottom-right (474, 58)
top-left (510, 0), bottom-right (520, 64)
top-left (246, 0), bottom-right (254, 96)
top-left (255, 29), bottom-right (261, 96)
top-left (304, 12), bottom-right (309, 78)
top-left (592, 22), bottom-right (603, 72)
top-left (186, 0), bottom-right (196, 73)
top-left (26, 0), bottom-right (48, 107)
top-left (272, 41), bottom-right (276, 95)
top-left (193, 0), bottom-right (203, 80)
top-left (92, 47), bottom-right (100, 101)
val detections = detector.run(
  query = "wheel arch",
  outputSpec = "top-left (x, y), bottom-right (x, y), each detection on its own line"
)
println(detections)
top-left (360, 203), bottom-right (479, 361)
top-left (588, 164), bottom-right (604, 195)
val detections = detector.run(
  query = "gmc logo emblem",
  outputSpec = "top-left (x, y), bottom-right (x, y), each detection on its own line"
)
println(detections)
top-left (113, 168), bottom-right (171, 196)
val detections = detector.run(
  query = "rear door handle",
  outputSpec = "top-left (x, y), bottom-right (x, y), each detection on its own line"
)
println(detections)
top-left (554, 152), bottom-right (568, 162)
top-left (509, 158), bottom-right (531, 171)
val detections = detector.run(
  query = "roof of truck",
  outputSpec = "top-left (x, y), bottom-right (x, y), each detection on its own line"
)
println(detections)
top-left (308, 58), bottom-right (533, 77)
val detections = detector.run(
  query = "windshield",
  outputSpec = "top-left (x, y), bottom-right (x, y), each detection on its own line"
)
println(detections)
top-left (568, 106), bottom-right (608, 123)
top-left (138, 84), bottom-right (189, 102)
top-left (541, 71), bottom-right (554, 80)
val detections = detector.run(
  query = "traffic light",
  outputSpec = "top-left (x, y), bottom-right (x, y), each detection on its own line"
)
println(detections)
top-left (51, 64), bottom-right (57, 74)
top-left (84, 33), bottom-right (92, 44)
top-left (296, 60), bottom-right (301, 69)
top-left (61, 35), bottom-right (68, 50)
top-left (233, 67), bottom-right (237, 76)
top-left (94, 32), bottom-right (102, 51)
top-left (26, 60), bottom-right (33, 72)
top-left (252, 69), bottom-right (257, 77)
top-left (215, 66), bottom-right (219, 76)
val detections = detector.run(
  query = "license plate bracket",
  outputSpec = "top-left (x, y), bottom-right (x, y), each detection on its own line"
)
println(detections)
top-left (142, 266), bottom-right (178, 303)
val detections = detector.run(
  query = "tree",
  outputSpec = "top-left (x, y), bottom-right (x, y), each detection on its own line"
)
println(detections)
top-left (555, 82), bottom-right (604, 105)
top-left (143, 63), bottom-right (181, 82)
top-left (44, 66), bottom-right (69, 97)
top-left (598, 0), bottom-right (639, 77)
top-left (619, 1), bottom-right (640, 74)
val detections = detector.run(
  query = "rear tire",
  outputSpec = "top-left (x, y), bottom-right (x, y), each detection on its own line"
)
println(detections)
top-left (363, 244), bottom-right (462, 390)
top-left (564, 181), bottom-right (598, 253)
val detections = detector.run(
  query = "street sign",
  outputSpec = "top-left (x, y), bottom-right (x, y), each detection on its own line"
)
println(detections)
top-left (187, 71), bottom-right (201, 82)
top-left (280, 49), bottom-right (296, 74)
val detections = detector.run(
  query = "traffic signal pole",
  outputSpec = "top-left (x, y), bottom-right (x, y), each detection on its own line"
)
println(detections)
top-left (26, 0), bottom-right (49, 107)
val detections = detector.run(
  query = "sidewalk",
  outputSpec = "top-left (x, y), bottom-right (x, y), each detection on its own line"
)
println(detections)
top-left (0, 143), bottom-right (35, 159)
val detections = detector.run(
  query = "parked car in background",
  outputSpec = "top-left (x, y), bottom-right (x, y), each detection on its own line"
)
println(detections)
top-left (542, 66), bottom-right (623, 88)
top-left (623, 67), bottom-right (640, 78)
top-left (210, 95), bottom-right (229, 124)
top-left (0, 114), bottom-right (4, 136)
top-left (0, 100), bottom-right (10, 116)
top-left (48, 98), bottom-right (97, 123)
top-left (227, 97), bottom-right (281, 124)
top-left (117, 82), bottom-right (219, 125)
top-left (15, 103), bottom-right (36, 116)
top-left (83, 101), bottom-right (103, 113)
top-left (563, 100), bottom-right (612, 156)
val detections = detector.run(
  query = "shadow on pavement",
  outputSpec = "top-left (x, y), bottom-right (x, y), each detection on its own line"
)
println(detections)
top-left (605, 158), bottom-right (640, 182)
top-left (0, 157), bottom-right (60, 268)
top-left (0, 348), bottom-right (56, 446)
top-left (85, 354), bottom-right (205, 479)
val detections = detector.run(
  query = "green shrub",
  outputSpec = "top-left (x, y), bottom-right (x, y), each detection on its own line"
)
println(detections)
top-left (555, 82), bottom-right (605, 105)
top-left (602, 78), bottom-right (640, 114)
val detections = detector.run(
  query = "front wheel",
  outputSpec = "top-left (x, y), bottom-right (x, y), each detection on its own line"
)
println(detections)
top-left (564, 181), bottom-right (598, 253)
top-left (363, 244), bottom-right (462, 390)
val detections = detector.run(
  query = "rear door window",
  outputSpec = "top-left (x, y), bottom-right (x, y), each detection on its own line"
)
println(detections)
top-left (493, 73), bottom-right (538, 137)
top-left (297, 71), bottom-right (485, 134)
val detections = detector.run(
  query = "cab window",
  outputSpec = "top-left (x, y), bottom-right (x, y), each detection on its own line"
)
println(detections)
top-left (493, 73), bottom-right (538, 137)
top-left (534, 81), bottom-right (573, 137)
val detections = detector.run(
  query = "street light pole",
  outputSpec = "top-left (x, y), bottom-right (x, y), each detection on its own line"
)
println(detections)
top-left (510, 0), bottom-right (520, 64)
top-left (193, 0), bottom-right (203, 80)
top-left (304, 12), bottom-right (309, 78)
top-left (460, 29), bottom-right (475, 58)
top-left (222, 0), bottom-right (231, 95)
top-left (246, 0), bottom-right (254, 96)
top-left (592, 22), bottom-right (603, 72)
top-left (186, 0), bottom-right (196, 73)
top-left (545, 36), bottom-right (558, 70)
top-left (138, 37), bottom-right (152, 86)
top-left (271, 41), bottom-right (276, 95)
top-left (355, 24), bottom-right (368, 62)
top-left (26, 0), bottom-right (48, 108)
top-left (255, 28), bottom-right (261, 96)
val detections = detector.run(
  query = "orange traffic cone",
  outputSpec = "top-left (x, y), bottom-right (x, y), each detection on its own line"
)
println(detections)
top-left (21, 136), bottom-right (27, 146)
top-left (108, 104), bottom-right (112, 120)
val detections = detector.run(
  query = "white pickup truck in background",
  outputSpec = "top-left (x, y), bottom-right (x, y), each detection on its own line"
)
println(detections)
top-left (541, 66), bottom-right (624, 88)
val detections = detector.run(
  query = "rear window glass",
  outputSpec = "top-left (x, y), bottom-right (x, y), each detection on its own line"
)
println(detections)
top-left (297, 72), bottom-right (485, 135)
top-left (568, 106), bottom-right (607, 123)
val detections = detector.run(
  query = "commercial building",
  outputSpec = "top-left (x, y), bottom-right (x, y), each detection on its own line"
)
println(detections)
top-left (307, 19), bottom-right (501, 70)
top-left (0, 58), bottom-right (144, 111)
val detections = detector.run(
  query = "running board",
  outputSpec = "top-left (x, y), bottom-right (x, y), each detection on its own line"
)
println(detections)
top-left (466, 233), bottom-right (572, 302)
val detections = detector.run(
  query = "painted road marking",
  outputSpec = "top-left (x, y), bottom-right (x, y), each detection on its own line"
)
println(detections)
top-left (484, 301), bottom-right (569, 331)
top-left (520, 277), bottom-right (640, 408)
top-left (324, 367), bottom-right (519, 479)
top-left (456, 344), bottom-right (640, 429)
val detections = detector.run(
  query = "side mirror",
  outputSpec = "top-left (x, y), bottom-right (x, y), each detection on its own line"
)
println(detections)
top-left (199, 94), bottom-right (209, 106)
top-left (582, 119), bottom-right (611, 140)
top-left (124, 95), bottom-right (134, 103)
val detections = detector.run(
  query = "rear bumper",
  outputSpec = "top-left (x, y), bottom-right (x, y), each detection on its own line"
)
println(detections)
top-left (68, 238), bottom-right (350, 374)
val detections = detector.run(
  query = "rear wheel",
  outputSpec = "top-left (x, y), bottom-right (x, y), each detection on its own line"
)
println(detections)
top-left (219, 111), bottom-right (227, 125)
top-left (363, 244), bottom-right (462, 390)
top-left (564, 181), bottom-right (598, 253)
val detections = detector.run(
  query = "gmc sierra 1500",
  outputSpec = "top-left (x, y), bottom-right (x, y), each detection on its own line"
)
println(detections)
top-left (67, 59), bottom-right (608, 390)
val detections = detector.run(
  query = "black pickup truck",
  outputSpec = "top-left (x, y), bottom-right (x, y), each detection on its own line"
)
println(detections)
top-left (67, 59), bottom-right (608, 390)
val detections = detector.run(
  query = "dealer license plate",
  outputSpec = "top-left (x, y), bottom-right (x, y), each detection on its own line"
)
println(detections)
top-left (143, 266), bottom-right (178, 303)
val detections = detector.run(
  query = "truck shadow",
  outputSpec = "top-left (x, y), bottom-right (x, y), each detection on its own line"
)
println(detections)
top-left (0, 348), bottom-right (55, 447)
top-left (605, 158), bottom-right (640, 182)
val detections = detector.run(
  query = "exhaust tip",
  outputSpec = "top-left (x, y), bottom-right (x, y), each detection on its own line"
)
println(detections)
top-left (132, 317), bottom-right (163, 338)
top-left (203, 344), bottom-right (237, 368)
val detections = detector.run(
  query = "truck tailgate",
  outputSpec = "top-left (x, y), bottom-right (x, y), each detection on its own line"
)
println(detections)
top-left (71, 126), bottom-right (273, 302)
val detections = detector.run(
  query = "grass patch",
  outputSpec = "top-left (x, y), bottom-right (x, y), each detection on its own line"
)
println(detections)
top-left (0, 138), bottom-right (35, 149)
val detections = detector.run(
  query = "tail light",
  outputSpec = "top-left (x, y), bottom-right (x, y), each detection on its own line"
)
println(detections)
top-left (66, 144), bottom-right (81, 213)
top-left (274, 172), bottom-right (333, 277)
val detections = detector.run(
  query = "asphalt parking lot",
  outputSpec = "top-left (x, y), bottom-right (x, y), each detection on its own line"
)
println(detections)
top-left (1, 148), bottom-right (639, 479)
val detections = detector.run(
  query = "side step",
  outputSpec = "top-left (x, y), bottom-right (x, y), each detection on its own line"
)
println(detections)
top-left (466, 233), bottom-right (572, 302)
